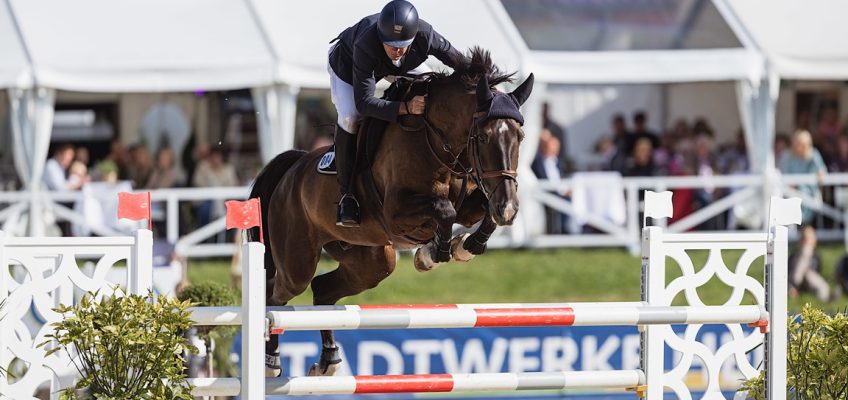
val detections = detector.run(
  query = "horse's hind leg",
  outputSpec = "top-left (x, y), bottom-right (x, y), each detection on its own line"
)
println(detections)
top-left (265, 235), bottom-right (322, 377)
top-left (307, 242), bottom-right (397, 376)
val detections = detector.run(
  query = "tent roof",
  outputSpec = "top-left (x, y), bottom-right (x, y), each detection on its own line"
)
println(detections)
top-left (0, 2), bottom-right (31, 88)
top-left (2, 0), bottom-right (847, 92)
top-left (7, 0), bottom-right (276, 92)
top-left (251, 0), bottom-right (525, 89)
top-left (726, 0), bottom-right (848, 80)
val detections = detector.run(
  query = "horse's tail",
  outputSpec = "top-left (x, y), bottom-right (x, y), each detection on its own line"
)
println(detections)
top-left (248, 150), bottom-right (308, 279)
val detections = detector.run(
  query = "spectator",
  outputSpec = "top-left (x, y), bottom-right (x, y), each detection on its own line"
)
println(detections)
top-left (624, 111), bottom-right (659, 156)
top-left (684, 134), bottom-right (723, 229)
top-left (531, 130), bottom-right (562, 181)
top-left (531, 131), bottom-right (567, 234)
top-left (542, 103), bottom-right (569, 171)
top-left (193, 146), bottom-right (239, 228)
top-left (717, 130), bottom-right (749, 175)
top-left (74, 146), bottom-right (90, 168)
top-left (774, 133), bottom-right (790, 168)
top-left (592, 136), bottom-right (616, 171)
top-left (828, 134), bottom-right (848, 172)
top-left (781, 130), bottom-right (826, 224)
top-left (788, 226), bottom-right (830, 302)
top-left (608, 114), bottom-right (629, 172)
top-left (146, 147), bottom-right (186, 189)
top-left (127, 145), bottom-right (153, 189)
top-left (623, 138), bottom-right (655, 177)
top-left (67, 160), bottom-right (90, 189)
top-left (100, 138), bottom-right (129, 180)
top-left (653, 130), bottom-right (680, 176)
top-left (43, 144), bottom-right (84, 191)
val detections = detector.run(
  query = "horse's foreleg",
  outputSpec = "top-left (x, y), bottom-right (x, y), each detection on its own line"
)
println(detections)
top-left (462, 213), bottom-right (497, 256)
top-left (413, 197), bottom-right (456, 271)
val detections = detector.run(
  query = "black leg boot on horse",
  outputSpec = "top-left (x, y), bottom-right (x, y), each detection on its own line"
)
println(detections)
top-left (335, 125), bottom-right (361, 227)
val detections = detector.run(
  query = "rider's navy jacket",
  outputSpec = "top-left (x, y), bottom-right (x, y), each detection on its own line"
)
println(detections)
top-left (329, 14), bottom-right (464, 123)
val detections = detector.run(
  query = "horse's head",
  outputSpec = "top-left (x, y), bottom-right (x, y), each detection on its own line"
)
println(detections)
top-left (471, 73), bottom-right (534, 225)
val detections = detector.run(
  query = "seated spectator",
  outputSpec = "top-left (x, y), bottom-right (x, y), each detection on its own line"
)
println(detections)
top-left (781, 130), bottom-right (826, 224)
top-left (623, 138), bottom-right (655, 177)
top-left (592, 136), bottom-right (616, 171)
top-left (788, 226), bottom-right (830, 302)
top-left (193, 146), bottom-right (239, 228)
top-left (127, 144), bottom-right (153, 189)
top-left (624, 111), bottom-right (659, 156)
top-left (828, 134), bottom-right (848, 172)
top-left (146, 147), bottom-right (186, 189)
top-left (43, 144), bottom-right (84, 191)
top-left (67, 160), bottom-right (90, 189)
top-left (717, 130), bottom-right (749, 175)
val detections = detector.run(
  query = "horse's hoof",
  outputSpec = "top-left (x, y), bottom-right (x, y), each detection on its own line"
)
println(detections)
top-left (414, 245), bottom-right (441, 272)
top-left (307, 362), bottom-right (339, 376)
top-left (265, 367), bottom-right (281, 377)
top-left (451, 233), bottom-right (475, 262)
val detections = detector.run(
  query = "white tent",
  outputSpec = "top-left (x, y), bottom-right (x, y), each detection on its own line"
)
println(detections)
top-left (2, 0), bottom-right (848, 236)
top-left (1, 0), bottom-right (278, 235)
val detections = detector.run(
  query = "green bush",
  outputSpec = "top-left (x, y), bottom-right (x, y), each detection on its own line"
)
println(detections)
top-left (177, 282), bottom-right (239, 377)
top-left (41, 290), bottom-right (197, 400)
top-left (742, 305), bottom-right (848, 399)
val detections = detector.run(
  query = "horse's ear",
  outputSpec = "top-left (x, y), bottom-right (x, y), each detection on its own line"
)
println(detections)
top-left (476, 75), bottom-right (492, 110)
top-left (510, 73), bottom-right (534, 106)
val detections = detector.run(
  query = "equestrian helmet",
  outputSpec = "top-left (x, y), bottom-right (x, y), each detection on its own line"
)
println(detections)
top-left (377, 0), bottom-right (419, 48)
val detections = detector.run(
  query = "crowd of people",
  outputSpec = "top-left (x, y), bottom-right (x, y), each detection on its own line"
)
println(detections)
top-left (42, 140), bottom-right (242, 237)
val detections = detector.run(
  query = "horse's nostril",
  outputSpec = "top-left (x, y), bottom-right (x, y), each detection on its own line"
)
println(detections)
top-left (502, 203), bottom-right (516, 221)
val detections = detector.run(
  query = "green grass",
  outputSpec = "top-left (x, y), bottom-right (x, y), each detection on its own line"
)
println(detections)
top-left (186, 245), bottom-right (848, 313)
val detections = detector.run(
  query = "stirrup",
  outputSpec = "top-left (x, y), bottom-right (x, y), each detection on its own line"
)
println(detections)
top-left (336, 194), bottom-right (361, 227)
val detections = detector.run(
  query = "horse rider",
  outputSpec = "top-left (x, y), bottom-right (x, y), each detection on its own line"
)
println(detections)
top-left (328, 0), bottom-right (464, 227)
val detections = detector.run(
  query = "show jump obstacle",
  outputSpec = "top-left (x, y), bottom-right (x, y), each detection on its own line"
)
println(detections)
top-left (0, 193), bottom-right (793, 399)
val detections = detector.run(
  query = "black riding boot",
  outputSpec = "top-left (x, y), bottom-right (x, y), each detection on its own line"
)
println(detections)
top-left (335, 125), bottom-right (361, 227)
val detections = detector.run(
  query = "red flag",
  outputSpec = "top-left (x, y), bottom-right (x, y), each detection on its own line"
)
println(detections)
top-left (117, 192), bottom-right (152, 230)
top-left (225, 198), bottom-right (263, 243)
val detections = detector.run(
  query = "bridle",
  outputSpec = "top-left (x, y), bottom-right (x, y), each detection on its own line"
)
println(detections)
top-left (396, 75), bottom-right (518, 206)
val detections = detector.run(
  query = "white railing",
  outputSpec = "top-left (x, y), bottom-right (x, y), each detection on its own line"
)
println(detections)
top-left (512, 171), bottom-right (848, 253)
top-left (0, 172), bottom-right (844, 258)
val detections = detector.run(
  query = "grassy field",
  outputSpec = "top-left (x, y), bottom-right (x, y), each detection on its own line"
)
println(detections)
top-left (187, 244), bottom-right (848, 313)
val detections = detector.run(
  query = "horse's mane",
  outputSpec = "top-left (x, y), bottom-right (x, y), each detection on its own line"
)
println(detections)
top-left (432, 46), bottom-right (515, 90)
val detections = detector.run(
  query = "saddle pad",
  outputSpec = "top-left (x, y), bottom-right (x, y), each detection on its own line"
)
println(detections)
top-left (317, 146), bottom-right (337, 175)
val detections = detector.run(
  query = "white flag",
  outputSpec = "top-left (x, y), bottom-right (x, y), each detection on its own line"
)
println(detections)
top-left (644, 190), bottom-right (673, 220)
top-left (769, 197), bottom-right (802, 226)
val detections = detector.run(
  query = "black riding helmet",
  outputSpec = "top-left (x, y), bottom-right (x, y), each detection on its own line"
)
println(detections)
top-left (377, 0), bottom-right (419, 48)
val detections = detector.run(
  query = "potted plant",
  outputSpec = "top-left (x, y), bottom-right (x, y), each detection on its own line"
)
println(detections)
top-left (177, 282), bottom-right (239, 379)
top-left (41, 290), bottom-right (197, 399)
top-left (741, 305), bottom-right (848, 399)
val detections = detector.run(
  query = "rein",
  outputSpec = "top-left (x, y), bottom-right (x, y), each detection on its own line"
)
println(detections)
top-left (394, 75), bottom-right (517, 204)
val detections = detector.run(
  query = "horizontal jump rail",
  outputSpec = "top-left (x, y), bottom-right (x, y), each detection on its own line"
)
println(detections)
top-left (190, 370), bottom-right (645, 396)
top-left (265, 304), bottom-right (766, 333)
top-left (188, 302), bottom-right (644, 326)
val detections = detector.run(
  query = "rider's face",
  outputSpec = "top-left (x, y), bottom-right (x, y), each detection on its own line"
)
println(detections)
top-left (382, 44), bottom-right (408, 61)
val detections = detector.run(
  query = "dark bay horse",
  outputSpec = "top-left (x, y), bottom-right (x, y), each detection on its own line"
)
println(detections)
top-left (249, 48), bottom-right (534, 376)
